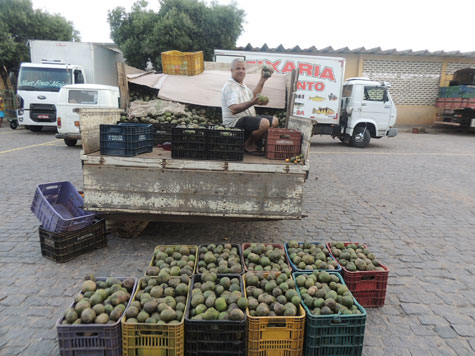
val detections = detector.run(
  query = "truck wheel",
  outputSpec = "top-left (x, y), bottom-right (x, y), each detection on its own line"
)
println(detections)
top-left (27, 125), bottom-right (43, 132)
top-left (9, 121), bottom-right (18, 129)
top-left (350, 126), bottom-right (370, 148)
top-left (64, 139), bottom-right (77, 147)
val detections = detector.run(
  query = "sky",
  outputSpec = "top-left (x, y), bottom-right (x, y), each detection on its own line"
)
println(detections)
top-left (32, 0), bottom-right (475, 53)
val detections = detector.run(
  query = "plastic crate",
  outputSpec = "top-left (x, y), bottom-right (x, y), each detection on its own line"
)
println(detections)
top-left (242, 243), bottom-right (292, 273)
top-left (207, 127), bottom-right (244, 161)
top-left (196, 244), bottom-right (245, 275)
top-left (122, 277), bottom-right (187, 356)
top-left (161, 50), bottom-right (204, 76)
top-left (100, 123), bottom-right (153, 157)
top-left (147, 245), bottom-right (198, 275)
top-left (327, 242), bottom-right (389, 308)
top-left (184, 274), bottom-right (246, 356)
top-left (171, 126), bottom-right (208, 160)
top-left (293, 271), bottom-right (366, 356)
top-left (31, 181), bottom-right (96, 233)
top-left (57, 277), bottom-right (137, 356)
top-left (152, 123), bottom-right (176, 145)
top-left (39, 218), bottom-right (106, 263)
top-left (284, 242), bottom-right (342, 274)
top-left (265, 128), bottom-right (302, 160)
top-left (243, 273), bottom-right (305, 356)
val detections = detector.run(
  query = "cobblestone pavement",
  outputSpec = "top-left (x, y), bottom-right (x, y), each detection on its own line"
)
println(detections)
top-left (0, 125), bottom-right (474, 356)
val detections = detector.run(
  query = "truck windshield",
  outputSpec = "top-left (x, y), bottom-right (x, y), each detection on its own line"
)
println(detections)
top-left (18, 67), bottom-right (72, 92)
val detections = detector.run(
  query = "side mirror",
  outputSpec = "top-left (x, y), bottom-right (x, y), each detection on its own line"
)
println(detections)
top-left (345, 97), bottom-right (350, 104)
top-left (383, 91), bottom-right (388, 103)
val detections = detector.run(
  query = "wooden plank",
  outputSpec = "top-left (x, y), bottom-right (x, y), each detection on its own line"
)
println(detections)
top-left (83, 165), bottom-right (306, 219)
top-left (116, 62), bottom-right (129, 110)
top-left (80, 109), bottom-right (122, 154)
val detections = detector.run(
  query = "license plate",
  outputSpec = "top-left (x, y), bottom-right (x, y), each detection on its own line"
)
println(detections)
top-left (38, 114), bottom-right (49, 119)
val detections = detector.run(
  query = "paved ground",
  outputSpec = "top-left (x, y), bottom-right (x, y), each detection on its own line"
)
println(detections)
top-left (0, 125), bottom-right (474, 356)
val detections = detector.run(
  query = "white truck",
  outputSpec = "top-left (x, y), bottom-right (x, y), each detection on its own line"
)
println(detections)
top-left (16, 40), bottom-right (124, 132)
top-left (214, 50), bottom-right (398, 148)
top-left (56, 84), bottom-right (120, 146)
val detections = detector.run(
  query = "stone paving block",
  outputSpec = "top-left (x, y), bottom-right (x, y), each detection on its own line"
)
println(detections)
top-left (409, 324), bottom-right (436, 336)
top-left (436, 326), bottom-right (458, 339)
top-left (401, 303), bottom-right (431, 315)
top-left (419, 315), bottom-right (449, 326)
top-left (445, 339), bottom-right (474, 356)
top-left (451, 324), bottom-right (475, 337)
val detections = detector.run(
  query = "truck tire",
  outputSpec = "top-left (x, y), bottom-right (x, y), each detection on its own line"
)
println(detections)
top-left (64, 138), bottom-right (77, 147)
top-left (9, 121), bottom-right (18, 129)
top-left (350, 126), bottom-right (370, 148)
top-left (27, 125), bottom-right (43, 132)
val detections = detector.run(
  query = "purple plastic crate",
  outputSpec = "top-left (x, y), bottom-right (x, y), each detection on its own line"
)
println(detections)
top-left (56, 277), bottom-right (137, 356)
top-left (31, 181), bottom-right (95, 233)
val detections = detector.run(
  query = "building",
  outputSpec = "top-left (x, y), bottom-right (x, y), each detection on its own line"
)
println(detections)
top-left (235, 44), bottom-right (475, 126)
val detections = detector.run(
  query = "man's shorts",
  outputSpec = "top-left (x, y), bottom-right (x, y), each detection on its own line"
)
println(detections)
top-left (235, 115), bottom-right (274, 140)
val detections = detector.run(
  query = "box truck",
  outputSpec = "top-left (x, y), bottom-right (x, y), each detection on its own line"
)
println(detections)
top-left (214, 49), bottom-right (398, 147)
top-left (16, 40), bottom-right (124, 132)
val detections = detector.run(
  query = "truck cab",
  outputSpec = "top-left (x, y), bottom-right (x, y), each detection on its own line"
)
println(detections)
top-left (16, 61), bottom-right (86, 131)
top-left (56, 84), bottom-right (120, 146)
top-left (340, 78), bottom-right (398, 147)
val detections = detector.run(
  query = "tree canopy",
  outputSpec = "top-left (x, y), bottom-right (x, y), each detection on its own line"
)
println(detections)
top-left (0, 0), bottom-right (79, 88)
top-left (108, 0), bottom-right (245, 70)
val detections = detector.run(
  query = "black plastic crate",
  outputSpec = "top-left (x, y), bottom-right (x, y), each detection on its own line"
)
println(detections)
top-left (185, 274), bottom-right (246, 356)
top-left (39, 219), bottom-right (106, 263)
top-left (207, 127), bottom-right (244, 161)
top-left (100, 123), bottom-right (153, 157)
top-left (152, 122), bottom-right (176, 145)
top-left (171, 126), bottom-right (208, 160)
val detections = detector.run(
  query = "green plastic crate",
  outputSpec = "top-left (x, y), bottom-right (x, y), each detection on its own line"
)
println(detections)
top-left (293, 271), bottom-right (367, 356)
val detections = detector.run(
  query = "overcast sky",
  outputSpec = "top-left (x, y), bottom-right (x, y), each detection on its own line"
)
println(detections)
top-left (32, 0), bottom-right (475, 53)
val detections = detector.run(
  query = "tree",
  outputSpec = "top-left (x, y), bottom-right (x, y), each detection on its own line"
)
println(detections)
top-left (0, 0), bottom-right (79, 89)
top-left (108, 0), bottom-right (245, 70)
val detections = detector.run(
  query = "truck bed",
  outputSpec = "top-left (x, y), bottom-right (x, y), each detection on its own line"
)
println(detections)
top-left (79, 110), bottom-right (312, 222)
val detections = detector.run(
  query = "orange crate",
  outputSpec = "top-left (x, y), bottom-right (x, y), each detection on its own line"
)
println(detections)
top-left (242, 243), bottom-right (292, 273)
top-left (265, 128), bottom-right (302, 160)
top-left (243, 273), bottom-right (305, 356)
top-left (121, 277), bottom-right (188, 356)
top-left (161, 50), bottom-right (204, 76)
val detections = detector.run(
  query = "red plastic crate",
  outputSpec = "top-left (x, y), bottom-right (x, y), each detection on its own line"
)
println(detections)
top-left (265, 128), bottom-right (302, 160)
top-left (327, 242), bottom-right (389, 308)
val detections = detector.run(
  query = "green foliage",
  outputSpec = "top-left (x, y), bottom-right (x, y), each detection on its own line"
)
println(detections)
top-left (108, 0), bottom-right (245, 70)
top-left (0, 0), bottom-right (79, 88)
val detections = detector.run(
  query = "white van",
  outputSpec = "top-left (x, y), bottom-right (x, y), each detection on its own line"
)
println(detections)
top-left (56, 84), bottom-right (120, 146)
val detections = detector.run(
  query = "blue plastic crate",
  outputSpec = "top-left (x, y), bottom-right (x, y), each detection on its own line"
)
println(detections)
top-left (100, 123), bottom-right (153, 157)
top-left (285, 242), bottom-right (342, 273)
top-left (31, 181), bottom-right (95, 233)
top-left (293, 271), bottom-right (366, 356)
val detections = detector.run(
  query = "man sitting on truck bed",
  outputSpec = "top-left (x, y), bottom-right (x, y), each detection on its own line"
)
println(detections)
top-left (221, 58), bottom-right (278, 155)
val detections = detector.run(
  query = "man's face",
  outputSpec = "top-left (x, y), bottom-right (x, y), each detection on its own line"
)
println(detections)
top-left (231, 61), bottom-right (246, 84)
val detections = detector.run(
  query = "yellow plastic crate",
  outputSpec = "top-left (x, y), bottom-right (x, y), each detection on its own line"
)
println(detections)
top-left (121, 277), bottom-right (189, 356)
top-left (161, 50), bottom-right (204, 76)
top-left (147, 245), bottom-right (198, 275)
top-left (244, 272), bottom-right (306, 356)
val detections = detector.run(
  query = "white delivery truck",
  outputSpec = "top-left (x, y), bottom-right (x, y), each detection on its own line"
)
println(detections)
top-left (56, 84), bottom-right (120, 146)
top-left (214, 50), bottom-right (398, 147)
top-left (16, 40), bottom-right (124, 132)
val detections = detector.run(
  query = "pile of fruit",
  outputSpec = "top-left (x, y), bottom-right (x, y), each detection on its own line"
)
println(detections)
top-left (295, 271), bottom-right (362, 316)
top-left (61, 275), bottom-right (135, 325)
top-left (243, 243), bottom-right (291, 273)
top-left (286, 241), bottom-right (340, 271)
top-left (244, 271), bottom-right (300, 317)
top-left (189, 273), bottom-right (247, 321)
top-left (262, 64), bottom-right (274, 79)
top-left (145, 245), bottom-right (197, 277)
top-left (124, 275), bottom-right (190, 324)
top-left (328, 243), bottom-right (384, 271)
top-left (197, 243), bottom-right (243, 274)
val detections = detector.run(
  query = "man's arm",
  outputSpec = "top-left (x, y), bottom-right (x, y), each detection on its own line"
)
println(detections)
top-left (229, 97), bottom-right (259, 115)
